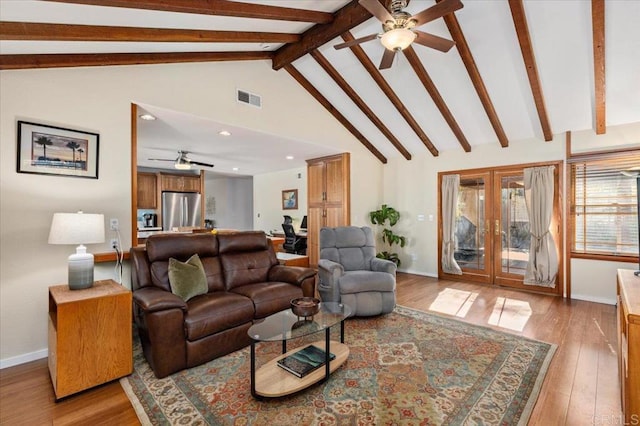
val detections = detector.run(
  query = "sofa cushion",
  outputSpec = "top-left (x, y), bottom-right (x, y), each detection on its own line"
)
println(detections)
top-left (168, 254), bottom-right (208, 302)
top-left (184, 292), bottom-right (255, 341)
top-left (231, 281), bottom-right (302, 319)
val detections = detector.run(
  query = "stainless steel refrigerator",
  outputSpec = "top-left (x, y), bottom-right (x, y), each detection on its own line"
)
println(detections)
top-left (162, 191), bottom-right (202, 230)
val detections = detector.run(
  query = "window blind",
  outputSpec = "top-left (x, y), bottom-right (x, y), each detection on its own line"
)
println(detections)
top-left (569, 150), bottom-right (639, 257)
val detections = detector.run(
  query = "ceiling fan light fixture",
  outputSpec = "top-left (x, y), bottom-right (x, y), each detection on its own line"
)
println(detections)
top-left (380, 28), bottom-right (416, 51)
top-left (174, 157), bottom-right (191, 170)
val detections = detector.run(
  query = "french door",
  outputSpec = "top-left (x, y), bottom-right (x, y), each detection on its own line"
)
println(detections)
top-left (438, 162), bottom-right (562, 295)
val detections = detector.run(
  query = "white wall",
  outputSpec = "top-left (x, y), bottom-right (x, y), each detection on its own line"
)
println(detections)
top-left (254, 167), bottom-right (307, 234)
top-left (0, 61), bottom-right (382, 366)
top-left (204, 174), bottom-right (253, 230)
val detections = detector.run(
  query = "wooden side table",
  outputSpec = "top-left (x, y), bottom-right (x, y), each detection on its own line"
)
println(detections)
top-left (48, 279), bottom-right (132, 399)
top-left (617, 269), bottom-right (640, 422)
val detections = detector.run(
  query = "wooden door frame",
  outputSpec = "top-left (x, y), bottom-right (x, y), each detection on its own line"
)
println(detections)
top-left (438, 160), bottom-right (564, 296)
top-left (438, 170), bottom-right (493, 284)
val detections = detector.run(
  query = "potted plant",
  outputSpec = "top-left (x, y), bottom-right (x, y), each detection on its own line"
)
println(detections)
top-left (369, 204), bottom-right (407, 266)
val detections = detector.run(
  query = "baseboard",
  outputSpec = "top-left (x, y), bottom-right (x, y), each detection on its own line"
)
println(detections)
top-left (571, 293), bottom-right (616, 306)
top-left (397, 269), bottom-right (438, 278)
top-left (0, 348), bottom-right (48, 370)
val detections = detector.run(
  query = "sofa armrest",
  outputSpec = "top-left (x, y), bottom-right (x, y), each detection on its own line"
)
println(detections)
top-left (370, 257), bottom-right (397, 276)
top-left (269, 264), bottom-right (316, 285)
top-left (133, 287), bottom-right (187, 313)
top-left (268, 265), bottom-right (317, 298)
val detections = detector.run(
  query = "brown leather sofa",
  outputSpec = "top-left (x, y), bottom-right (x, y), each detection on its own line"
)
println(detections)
top-left (131, 231), bottom-right (316, 378)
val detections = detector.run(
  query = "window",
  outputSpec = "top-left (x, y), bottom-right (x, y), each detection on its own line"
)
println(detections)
top-left (569, 149), bottom-right (639, 259)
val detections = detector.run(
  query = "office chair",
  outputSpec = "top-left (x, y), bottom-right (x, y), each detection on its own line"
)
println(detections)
top-left (282, 223), bottom-right (306, 255)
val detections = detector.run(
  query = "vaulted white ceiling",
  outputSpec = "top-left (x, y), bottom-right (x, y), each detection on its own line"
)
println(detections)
top-left (1, 0), bottom-right (639, 175)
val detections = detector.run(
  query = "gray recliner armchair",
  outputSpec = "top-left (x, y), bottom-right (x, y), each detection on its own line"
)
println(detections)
top-left (318, 226), bottom-right (397, 316)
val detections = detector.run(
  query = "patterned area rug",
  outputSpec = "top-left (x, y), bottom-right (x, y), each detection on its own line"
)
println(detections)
top-left (121, 305), bottom-right (556, 425)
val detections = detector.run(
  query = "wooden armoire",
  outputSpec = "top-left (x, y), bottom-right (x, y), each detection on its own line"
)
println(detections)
top-left (306, 153), bottom-right (351, 266)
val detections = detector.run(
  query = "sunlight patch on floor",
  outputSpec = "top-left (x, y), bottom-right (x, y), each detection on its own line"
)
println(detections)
top-left (488, 297), bottom-right (532, 332)
top-left (429, 288), bottom-right (478, 318)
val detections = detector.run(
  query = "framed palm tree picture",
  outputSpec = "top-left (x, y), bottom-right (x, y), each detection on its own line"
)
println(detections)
top-left (17, 120), bottom-right (99, 179)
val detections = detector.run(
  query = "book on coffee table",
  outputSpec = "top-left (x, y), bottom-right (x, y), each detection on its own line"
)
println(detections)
top-left (277, 345), bottom-right (336, 378)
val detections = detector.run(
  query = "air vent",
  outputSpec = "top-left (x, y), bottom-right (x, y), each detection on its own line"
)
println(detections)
top-left (236, 89), bottom-right (262, 108)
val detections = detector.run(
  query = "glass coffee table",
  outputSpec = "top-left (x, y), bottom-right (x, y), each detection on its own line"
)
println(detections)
top-left (248, 302), bottom-right (352, 398)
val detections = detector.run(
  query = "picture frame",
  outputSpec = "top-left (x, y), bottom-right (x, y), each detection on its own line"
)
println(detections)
top-left (16, 120), bottom-right (99, 179)
top-left (282, 189), bottom-right (298, 210)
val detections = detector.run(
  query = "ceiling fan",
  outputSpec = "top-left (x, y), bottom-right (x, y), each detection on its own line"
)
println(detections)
top-left (334, 0), bottom-right (463, 69)
top-left (148, 150), bottom-right (214, 170)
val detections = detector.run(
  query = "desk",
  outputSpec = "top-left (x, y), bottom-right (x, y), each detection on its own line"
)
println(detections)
top-left (276, 252), bottom-right (309, 267)
top-left (271, 230), bottom-right (307, 239)
top-left (268, 236), bottom-right (285, 252)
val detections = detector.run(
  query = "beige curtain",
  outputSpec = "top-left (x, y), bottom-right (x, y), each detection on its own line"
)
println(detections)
top-left (523, 166), bottom-right (558, 287)
top-left (442, 174), bottom-right (462, 275)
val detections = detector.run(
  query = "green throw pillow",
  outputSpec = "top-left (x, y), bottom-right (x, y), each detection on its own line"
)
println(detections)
top-left (168, 254), bottom-right (208, 302)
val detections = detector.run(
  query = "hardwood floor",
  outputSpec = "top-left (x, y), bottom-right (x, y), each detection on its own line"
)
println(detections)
top-left (0, 273), bottom-right (621, 425)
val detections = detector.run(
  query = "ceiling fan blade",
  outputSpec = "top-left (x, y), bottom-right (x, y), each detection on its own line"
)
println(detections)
top-left (147, 158), bottom-right (175, 162)
top-left (413, 31), bottom-right (456, 52)
top-left (410, 0), bottom-right (463, 27)
top-left (379, 48), bottom-right (396, 70)
top-left (189, 160), bottom-right (214, 168)
top-left (334, 33), bottom-right (378, 50)
top-left (359, 0), bottom-right (393, 23)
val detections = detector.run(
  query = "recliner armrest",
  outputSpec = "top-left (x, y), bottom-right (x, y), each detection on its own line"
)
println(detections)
top-left (318, 259), bottom-right (344, 276)
top-left (370, 257), bottom-right (397, 276)
top-left (133, 287), bottom-right (188, 313)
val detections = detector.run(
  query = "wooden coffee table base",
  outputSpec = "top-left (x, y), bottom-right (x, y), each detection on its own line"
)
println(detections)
top-left (253, 341), bottom-right (349, 398)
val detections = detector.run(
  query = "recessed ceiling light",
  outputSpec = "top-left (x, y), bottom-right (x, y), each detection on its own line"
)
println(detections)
top-left (259, 43), bottom-right (271, 50)
top-left (286, 155), bottom-right (294, 160)
top-left (219, 130), bottom-right (231, 136)
top-left (232, 167), bottom-right (239, 171)
top-left (139, 114), bottom-right (156, 121)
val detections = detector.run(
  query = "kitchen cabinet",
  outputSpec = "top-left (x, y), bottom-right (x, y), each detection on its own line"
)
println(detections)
top-left (617, 269), bottom-right (640, 423)
top-left (306, 153), bottom-right (350, 266)
top-left (48, 280), bottom-right (132, 399)
top-left (137, 172), bottom-right (157, 209)
top-left (161, 173), bottom-right (201, 192)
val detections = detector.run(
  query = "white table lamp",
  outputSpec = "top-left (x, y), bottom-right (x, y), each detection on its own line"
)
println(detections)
top-left (48, 211), bottom-right (105, 289)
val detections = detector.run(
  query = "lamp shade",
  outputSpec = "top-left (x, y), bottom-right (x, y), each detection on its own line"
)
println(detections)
top-left (48, 211), bottom-right (105, 290)
top-left (48, 212), bottom-right (105, 245)
top-left (380, 28), bottom-right (417, 51)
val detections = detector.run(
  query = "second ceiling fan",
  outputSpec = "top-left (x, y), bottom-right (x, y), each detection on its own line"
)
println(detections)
top-left (334, 0), bottom-right (463, 69)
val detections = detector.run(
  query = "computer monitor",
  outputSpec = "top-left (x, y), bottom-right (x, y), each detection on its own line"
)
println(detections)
top-left (300, 215), bottom-right (307, 231)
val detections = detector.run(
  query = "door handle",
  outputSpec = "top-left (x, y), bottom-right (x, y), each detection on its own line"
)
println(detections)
top-left (495, 219), bottom-right (500, 236)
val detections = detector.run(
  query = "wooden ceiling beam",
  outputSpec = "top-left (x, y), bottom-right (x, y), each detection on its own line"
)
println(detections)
top-left (0, 21), bottom-right (299, 43)
top-left (46, 0), bottom-right (334, 24)
top-left (404, 46), bottom-right (471, 153)
top-left (592, 0), bottom-right (606, 134)
top-left (0, 51), bottom-right (272, 70)
top-left (310, 50), bottom-right (412, 161)
top-left (508, 0), bottom-right (553, 141)
top-left (438, 1), bottom-right (509, 148)
top-left (284, 64), bottom-right (387, 164)
top-left (272, 0), bottom-right (392, 70)
top-left (341, 31), bottom-right (439, 157)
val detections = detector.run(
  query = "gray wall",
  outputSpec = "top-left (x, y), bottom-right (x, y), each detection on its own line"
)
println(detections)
top-left (204, 173), bottom-right (253, 230)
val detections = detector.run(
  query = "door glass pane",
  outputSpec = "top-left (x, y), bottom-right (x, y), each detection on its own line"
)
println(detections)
top-left (455, 178), bottom-right (485, 270)
top-left (501, 176), bottom-right (530, 275)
